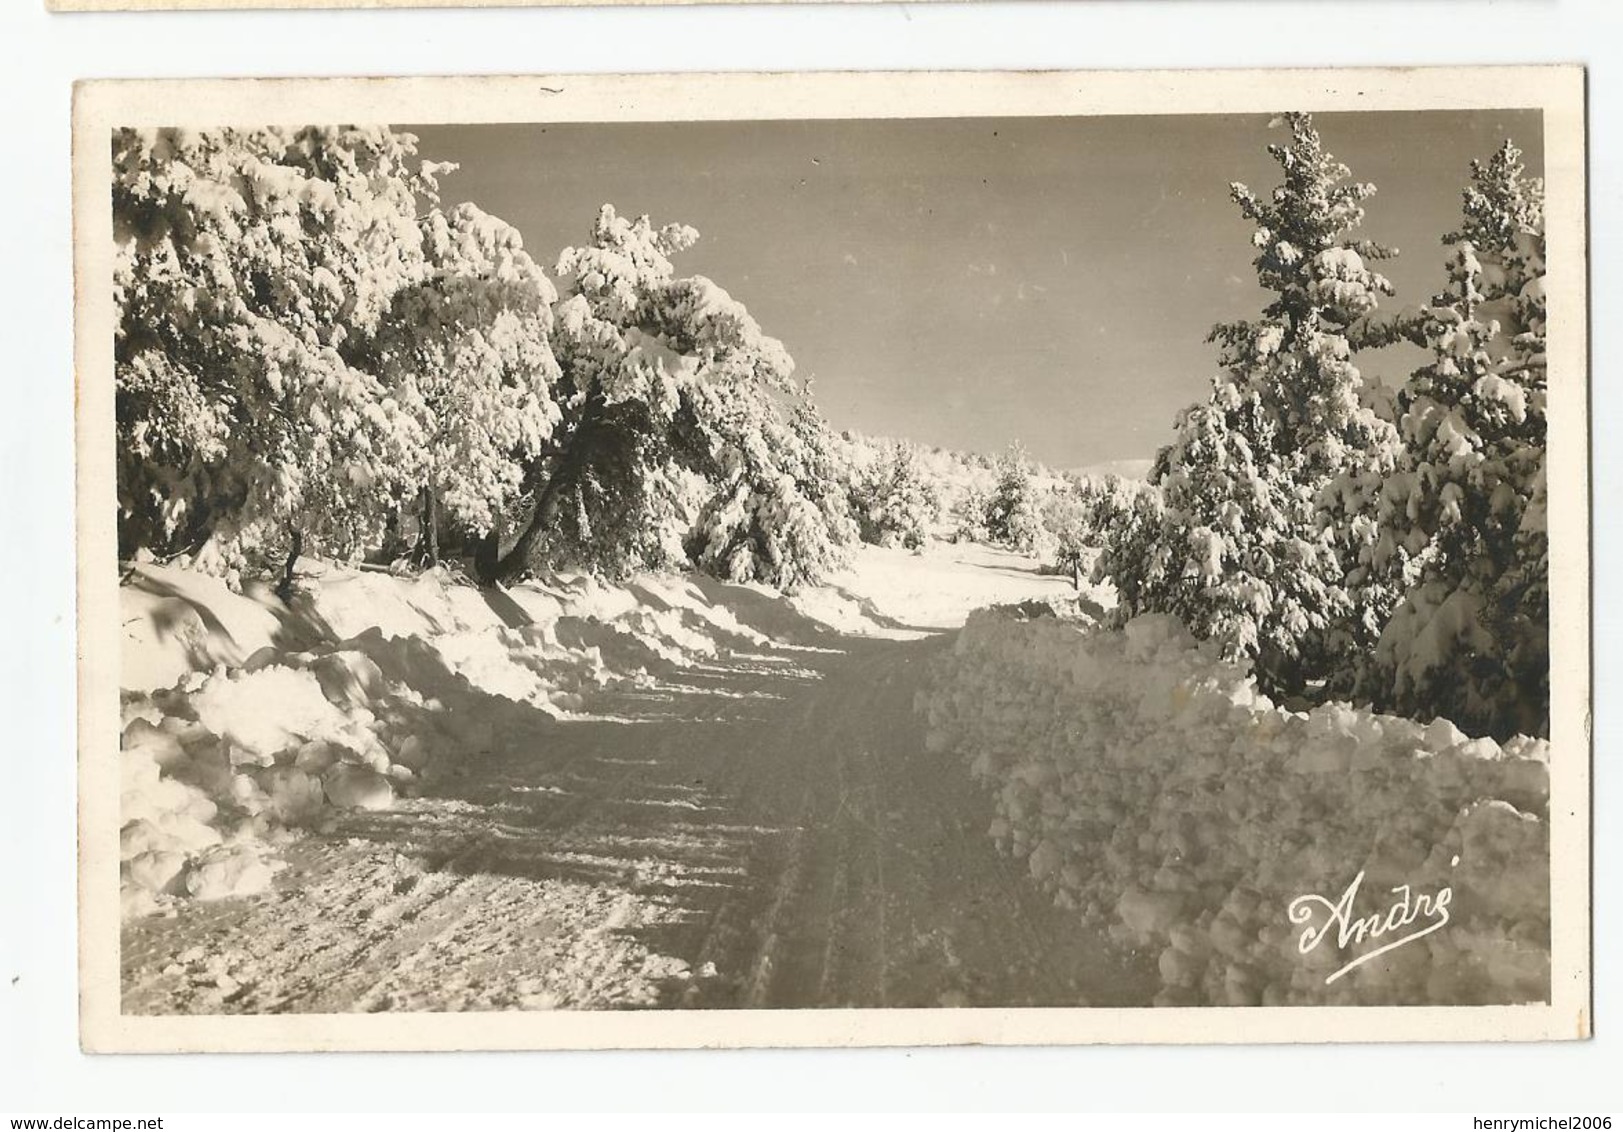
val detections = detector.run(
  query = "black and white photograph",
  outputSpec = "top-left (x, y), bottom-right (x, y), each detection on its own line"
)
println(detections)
top-left (71, 69), bottom-right (1589, 1052)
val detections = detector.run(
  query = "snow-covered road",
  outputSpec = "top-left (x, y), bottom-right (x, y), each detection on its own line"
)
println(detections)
top-left (122, 585), bottom-right (1156, 1013)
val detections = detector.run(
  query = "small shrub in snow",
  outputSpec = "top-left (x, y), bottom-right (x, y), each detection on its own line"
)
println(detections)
top-left (848, 439), bottom-right (942, 551)
top-left (984, 442), bottom-right (1047, 555)
top-left (949, 482), bottom-right (993, 544)
top-left (1042, 479), bottom-right (1107, 587)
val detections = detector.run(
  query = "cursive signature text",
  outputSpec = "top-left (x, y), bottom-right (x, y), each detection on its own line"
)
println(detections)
top-left (1287, 870), bottom-right (1452, 985)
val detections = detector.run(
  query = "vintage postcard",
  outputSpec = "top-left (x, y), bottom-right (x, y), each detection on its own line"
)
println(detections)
top-left (75, 68), bottom-right (1590, 1052)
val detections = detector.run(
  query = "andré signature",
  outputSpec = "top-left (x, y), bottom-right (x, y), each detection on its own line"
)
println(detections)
top-left (1287, 870), bottom-right (1453, 985)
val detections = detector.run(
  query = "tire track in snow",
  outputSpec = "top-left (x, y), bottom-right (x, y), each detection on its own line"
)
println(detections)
top-left (123, 627), bottom-right (1156, 1013)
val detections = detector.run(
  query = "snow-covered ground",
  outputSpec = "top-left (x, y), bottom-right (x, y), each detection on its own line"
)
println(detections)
top-left (118, 538), bottom-right (1548, 1012)
top-left (122, 542), bottom-right (1149, 1011)
top-left (919, 607), bottom-right (1550, 1007)
top-left (789, 542), bottom-right (1080, 638)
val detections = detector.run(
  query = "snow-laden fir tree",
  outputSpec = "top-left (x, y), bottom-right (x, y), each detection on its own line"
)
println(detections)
top-left (113, 127), bottom-right (440, 584)
top-left (373, 202), bottom-right (562, 565)
top-left (950, 481), bottom-right (993, 543)
top-left (849, 438), bottom-right (941, 550)
top-left (1093, 113), bottom-right (1402, 698)
top-left (984, 442), bottom-right (1047, 554)
top-left (1360, 141), bottom-right (1548, 736)
top-left (689, 397), bottom-right (859, 590)
top-left (1079, 474), bottom-right (1165, 605)
top-left (1041, 479), bottom-right (1096, 589)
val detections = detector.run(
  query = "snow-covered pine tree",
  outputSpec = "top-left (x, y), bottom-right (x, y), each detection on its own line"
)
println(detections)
top-left (849, 438), bottom-right (941, 550)
top-left (1082, 474), bottom-right (1165, 605)
top-left (688, 396), bottom-right (859, 590)
top-left (984, 442), bottom-right (1046, 554)
top-left (113, 126), bottom-right (439, 584)
top-left (373, 202), bottom-right (563, 564)
top-left (1093, 113), bottom-right (1402, 698)
top-left (950, 481), bottom-right (993, 544)
top-left (1041, 479), bottom-right (1094, 588)
top-left (1361, 140), bottom-right (1548, 737)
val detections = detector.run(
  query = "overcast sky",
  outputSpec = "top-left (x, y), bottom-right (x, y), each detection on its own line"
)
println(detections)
top-left (408, 111), bottom-right (1541, 470)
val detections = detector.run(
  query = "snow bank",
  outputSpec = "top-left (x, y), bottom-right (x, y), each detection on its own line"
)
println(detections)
top-left (117, 560), bottom-right (815, 919)
top-left (918, 607), bottom-right (1550, 1006)
top-left (120, 630), bottom-right (514, 918)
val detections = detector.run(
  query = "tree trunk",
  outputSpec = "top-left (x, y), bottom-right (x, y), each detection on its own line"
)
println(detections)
top-left (472, 527), bottom-right (502, 586)
top-left (474, 397), bottom-right (601, 588)
top-left (1072, 558), bottom-right (1083, 591)
top-left (276, 528), bottom-right (303, 601)
top-left (1254, 642), bottom-right (1304, 707)
top-left (419, 485), bottom-right (440, 567)
top-left (474, 472), bottom-right (568, 587)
